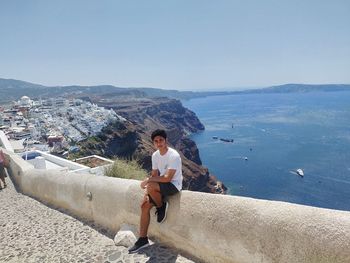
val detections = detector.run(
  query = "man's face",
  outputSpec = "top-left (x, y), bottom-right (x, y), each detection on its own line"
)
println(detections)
top-left (153, 135), bottom-right (167, 150)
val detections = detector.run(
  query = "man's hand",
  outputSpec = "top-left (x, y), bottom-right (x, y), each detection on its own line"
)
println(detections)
top-left (140, 178), bottom-right (149, 189)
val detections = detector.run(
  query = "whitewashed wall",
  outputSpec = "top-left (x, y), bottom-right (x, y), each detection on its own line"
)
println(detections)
top-left (2, 148), bottom-right (350, 263)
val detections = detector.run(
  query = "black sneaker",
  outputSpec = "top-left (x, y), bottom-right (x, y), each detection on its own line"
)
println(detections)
top-left (155, 201), bottom-right (168, 223)
top-left (128, 237), bottom-right (149, 254)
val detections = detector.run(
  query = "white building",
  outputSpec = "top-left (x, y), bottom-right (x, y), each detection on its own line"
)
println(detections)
top-left (19, 96), bottom-right (32, 106)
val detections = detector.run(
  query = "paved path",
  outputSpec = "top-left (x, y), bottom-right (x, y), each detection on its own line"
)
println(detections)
top-left (0, 177), bottom-right (196, 263)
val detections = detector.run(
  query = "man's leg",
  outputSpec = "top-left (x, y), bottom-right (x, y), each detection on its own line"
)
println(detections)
top-left (155, 183), bottom-right (179, 223)
top-left (146, 182), bottom-right (162, 208)
top-left (140, 195), bottom-right (154, 237)
top-left (129, 195), bottom-right (152, 253)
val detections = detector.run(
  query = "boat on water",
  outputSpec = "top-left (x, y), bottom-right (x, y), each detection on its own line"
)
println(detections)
top-left (220, 138), bottom-right (234, 143)
top-left (296, 169), bottom-right (304, 177)
top-left (212, 136), bottom-right (218, 139)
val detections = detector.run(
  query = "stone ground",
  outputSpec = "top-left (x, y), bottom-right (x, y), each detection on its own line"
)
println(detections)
top-left (0, 176), bottom-right (197, 263)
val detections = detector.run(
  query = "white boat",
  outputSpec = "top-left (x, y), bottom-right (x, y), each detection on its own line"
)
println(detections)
top-left (296, 169), bottom-right (304, 177)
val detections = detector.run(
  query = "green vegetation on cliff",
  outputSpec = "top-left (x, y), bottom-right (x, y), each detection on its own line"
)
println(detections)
top-left (104, 159), bottom-right (147, 181)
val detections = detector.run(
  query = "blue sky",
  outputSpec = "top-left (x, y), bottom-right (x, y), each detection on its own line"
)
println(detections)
top-left (0, 0), bottom-right (349, 90)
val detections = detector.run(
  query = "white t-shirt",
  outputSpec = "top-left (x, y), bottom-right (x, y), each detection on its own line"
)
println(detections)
top-left (151, 147), bottom-right (183, 191)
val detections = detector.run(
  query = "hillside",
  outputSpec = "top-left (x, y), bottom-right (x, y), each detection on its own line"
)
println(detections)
top-left (0, 78), bottom-right (207, 102)
top-left (75, 97), bottom-right (227, 194)
top-left (1, 78), bottom-right (350, 104)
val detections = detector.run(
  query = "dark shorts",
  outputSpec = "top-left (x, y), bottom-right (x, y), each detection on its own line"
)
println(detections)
top-left (147, 182), bottom-right (179, 206)
top-left (159, 182), bottom-right (179, 197)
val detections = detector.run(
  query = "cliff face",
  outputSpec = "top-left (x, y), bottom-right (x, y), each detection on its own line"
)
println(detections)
top-left (82, 97), bottom-right (226, 194)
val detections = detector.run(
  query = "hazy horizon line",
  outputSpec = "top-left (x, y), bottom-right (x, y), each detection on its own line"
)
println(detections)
top-left (1, 76), bottom-right (350, 92)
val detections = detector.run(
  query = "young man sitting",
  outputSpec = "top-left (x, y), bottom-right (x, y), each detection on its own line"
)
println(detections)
top-left (128, 129), bottom-right (183, 253)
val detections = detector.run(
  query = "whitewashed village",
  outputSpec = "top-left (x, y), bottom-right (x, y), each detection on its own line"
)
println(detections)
top-left (0, 96), bottom-right (125, 174)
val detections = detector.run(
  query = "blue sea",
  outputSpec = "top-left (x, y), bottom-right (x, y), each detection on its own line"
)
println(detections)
top-left (183, 91), bottom-right (350, 211)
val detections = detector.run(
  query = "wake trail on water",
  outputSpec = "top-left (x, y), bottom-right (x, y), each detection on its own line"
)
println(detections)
top-left (227, 156), bottom-right (248, 160)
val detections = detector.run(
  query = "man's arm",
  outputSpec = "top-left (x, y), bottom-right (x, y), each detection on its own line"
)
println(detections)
top-left (141, 169), bottom-right (161, 189)
top-left (148, 169), bottom-right (176, 183)
top-left (150, 169), bottom-right (159, 177)
top-left (141, 169), bottom-right (176, 188)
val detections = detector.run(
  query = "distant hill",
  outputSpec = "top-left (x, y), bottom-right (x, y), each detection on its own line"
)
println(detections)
top-left (0, 79), bottom-right (147, 103)
top-left (236, 84), bottom-right (350, 94)
top-left (0, 78), bottom-right (47, 103)
top-left (0, 78), bottom-right (228, 103)
top-left (1, 78), bottom-right (349, 103)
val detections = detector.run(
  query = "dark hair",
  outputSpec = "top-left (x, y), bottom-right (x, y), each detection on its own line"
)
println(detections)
top-left (151, 129), bottom-right (167, 141)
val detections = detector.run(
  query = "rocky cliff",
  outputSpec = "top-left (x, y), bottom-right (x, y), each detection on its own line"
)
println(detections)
top-left (79, 97), bottom-right (226, 194)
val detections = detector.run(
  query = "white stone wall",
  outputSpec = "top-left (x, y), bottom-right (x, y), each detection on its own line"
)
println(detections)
top-left (0, 131), bottom-right (14, 152)
top-left (2, 148), bottom-right (350, 263)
